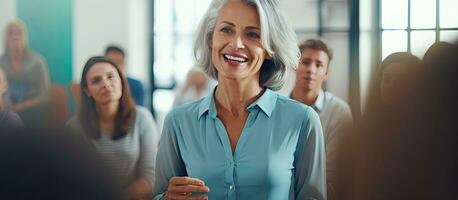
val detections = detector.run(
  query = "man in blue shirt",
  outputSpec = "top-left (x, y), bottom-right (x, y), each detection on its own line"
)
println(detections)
top-left (105, 45), bottom-right (145, 106)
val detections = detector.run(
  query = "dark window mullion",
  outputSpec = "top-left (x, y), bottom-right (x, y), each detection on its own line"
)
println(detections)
top-left (407, 0), bottom-right (411, 53)
top-left (318, 0), bottom-right (324, 37)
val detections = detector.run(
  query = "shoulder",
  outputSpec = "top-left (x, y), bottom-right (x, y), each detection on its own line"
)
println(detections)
top-left (64, 116), bottom-right (89, 138)
top-left (127, 77), bottom-right (143, 87)
top-left (166, 98), bottom-right (203, 124)
top-left (275, 93), bottom-right (316, 118)
top-left (27, 49), bottom-right (47, 65)
top-left (324, 92), bottom-right (352, 116)
top-left (134, 106), bottom-right (154, 124)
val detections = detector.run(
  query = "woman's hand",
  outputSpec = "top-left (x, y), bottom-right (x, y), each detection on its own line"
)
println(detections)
top-left (166, 177), bottom-right (209, 200)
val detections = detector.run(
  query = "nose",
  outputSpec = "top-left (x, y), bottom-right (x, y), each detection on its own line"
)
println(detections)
top-left (305, 63), bottom-right (317, 74)
top-left (103, 79), bottom-right (112, 88)
top-left (230, 34), bottom-right (245, 49)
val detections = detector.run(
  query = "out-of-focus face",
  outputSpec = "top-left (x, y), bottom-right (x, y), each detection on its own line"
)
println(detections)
top-left (381, 63), bottom-right (411, 107)
top-left (6, 24), bottom-right (26, 51)
top-left (295, 48), bottom-right (329, 92)
top-left (106, 51), bottom-right (125, 71)
top-left (84, 63), bottom-right (123, 105)
top-left (188, 71), bottom-right (208, 89)
top-left (210, 0), bottom-right (269, 83)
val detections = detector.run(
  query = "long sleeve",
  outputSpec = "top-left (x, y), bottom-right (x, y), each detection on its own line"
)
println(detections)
top-left (136, 107), bottom-right (160, 190)
top-left (152, 110), bottom-right (187, 200)
top-left (295, 108), bottom-right (327, 200)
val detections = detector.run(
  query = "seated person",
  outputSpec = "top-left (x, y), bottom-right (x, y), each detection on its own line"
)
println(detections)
top-left (105, 45), bottom-right (145, 106)
top-left (65, 56), bottom-right (159, 200)
top-left (0, 67), bottom-right (23, 129)
top-left (290, 39), bottom-right (353, 199)
top-left (0, 127), bottom-right (122, 199)
top-left (0, 20), bottom-right (51, 128)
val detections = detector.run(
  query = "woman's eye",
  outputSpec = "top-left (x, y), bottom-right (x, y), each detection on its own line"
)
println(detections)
top-left (91, 79), bottom-right (100, 84)
top-left (247, 32), bottom-right (260, 39)
top-left (220, 27), bottom-right (232, 33)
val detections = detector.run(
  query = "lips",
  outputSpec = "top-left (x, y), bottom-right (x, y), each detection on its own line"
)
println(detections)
top-left (304, 76), bottom-right (314, 81)
top-left (223, 54), bottom-right (248, 63)
top-left (101, 90), bottom-right (113, 96)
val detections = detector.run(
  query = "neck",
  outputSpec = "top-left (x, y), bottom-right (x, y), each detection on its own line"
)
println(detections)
top-left (8, 48), bottom-right (24, 59)
top-left (215, 77), bottom-right (263, 115)
top-left (96, 102), bottom-right (119, 123)
top-left (291, 87), bottom-right (320, 106)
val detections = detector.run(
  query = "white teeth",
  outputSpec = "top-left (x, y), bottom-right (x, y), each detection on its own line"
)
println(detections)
top-left (224, 54), bottom-right (247, 62)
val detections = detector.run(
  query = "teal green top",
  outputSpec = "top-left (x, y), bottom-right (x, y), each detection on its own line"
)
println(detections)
top-left (153, 88), bottom-right (327, 200)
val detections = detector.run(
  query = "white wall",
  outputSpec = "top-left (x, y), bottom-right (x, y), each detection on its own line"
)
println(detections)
top-left (0, 0), bottom-right (17, 55)
top-left (73, 0), bottom-right (150, 85)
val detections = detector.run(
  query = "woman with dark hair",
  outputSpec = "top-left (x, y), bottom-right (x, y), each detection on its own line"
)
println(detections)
top-left (354, 52), bottom-right (422, 199)
top-left (365, 52), bottom-right (421, 114)
top-left (153, 0), bottom-right (326, 199)
top-left (65, 56), bottom-right (159, 200)
top-left (350, 42), bottom-right (458, 200)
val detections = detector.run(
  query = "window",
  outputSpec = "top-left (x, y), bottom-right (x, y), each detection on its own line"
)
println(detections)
top-left (153, 0), bottom-right (211, 130)
top-left (381, 0), bottom-right (458, 59)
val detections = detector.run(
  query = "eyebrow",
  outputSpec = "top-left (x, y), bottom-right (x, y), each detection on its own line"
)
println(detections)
top-left (220, 21), bottom-right (260, 30)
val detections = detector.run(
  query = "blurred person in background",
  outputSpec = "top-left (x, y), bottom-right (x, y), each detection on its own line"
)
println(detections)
top-left (65, 56), bottom-right (159, 200)
top-left (173, 67), bottom-right (215, 106)
top-left (0, 127), bottom-right (122, 200)
top-left (354, 52), bottom-right (421, 200)
top-left (153, 0), bottom-right (326, 199)
top-left (352, 43), bottom-right (458, 200)
top-left (290, 39), bottom-right (353, 200)
top-left (105, 45), bottom-right (145, 106)
top-left (0, 20), bottom-right (50, 128)
top-left (0, 67), bottom-right (23, 130)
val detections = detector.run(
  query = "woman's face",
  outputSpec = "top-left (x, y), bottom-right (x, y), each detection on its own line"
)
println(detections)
top-left (381, 63), bottom-right (411, 106)
top-left (210, 0), bottom-right (269, 83)
top-left (6, 25), bottom-right (26, 51)
top-left (84, 62), bottom-right (123, 105)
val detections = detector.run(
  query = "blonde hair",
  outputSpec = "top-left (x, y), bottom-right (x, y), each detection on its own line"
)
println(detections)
top-left (4, 19), bottom-right (29, 52)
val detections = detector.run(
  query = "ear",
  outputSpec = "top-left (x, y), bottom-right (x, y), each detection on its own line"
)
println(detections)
top-left (323, 67), bottom-right (330, 81)
top-left (208, 37), bottom-right (213, 49)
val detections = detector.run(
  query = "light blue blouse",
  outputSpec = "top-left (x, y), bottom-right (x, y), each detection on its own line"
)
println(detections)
top-left (153, 89), bottom-right (326, 200)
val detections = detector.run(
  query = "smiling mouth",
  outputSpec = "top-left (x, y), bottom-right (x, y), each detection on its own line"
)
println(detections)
top-left (223, 54), bottom-right (248, 63)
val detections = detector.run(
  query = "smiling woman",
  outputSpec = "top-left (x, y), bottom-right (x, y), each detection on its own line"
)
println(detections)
top-left (153, 0), bottom-right (327, 200)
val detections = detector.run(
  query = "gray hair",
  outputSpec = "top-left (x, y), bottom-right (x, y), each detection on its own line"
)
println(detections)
top-left (194, 0), bottom-right (299, 90)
